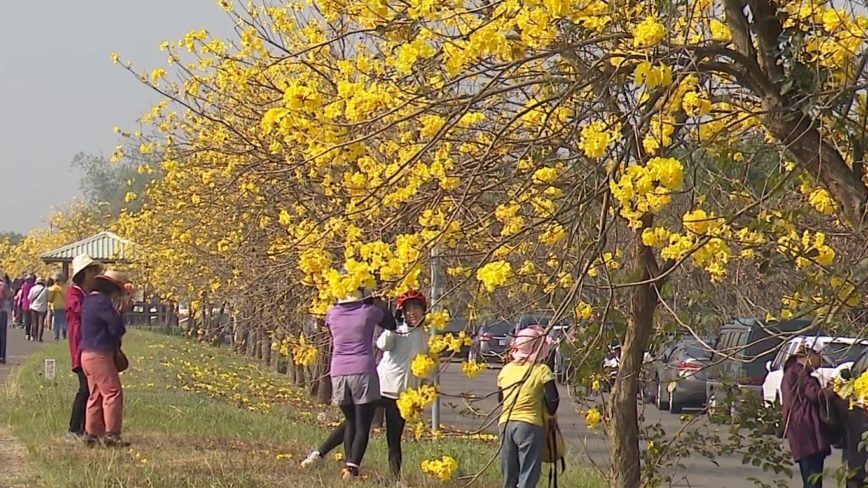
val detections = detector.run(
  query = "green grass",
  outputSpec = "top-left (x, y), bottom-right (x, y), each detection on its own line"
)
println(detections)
top-left (0, 330), bottom-right (606, 488)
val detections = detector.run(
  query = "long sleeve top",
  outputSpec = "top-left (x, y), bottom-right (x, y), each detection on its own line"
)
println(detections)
top-left (80, 292), bottom-right (126, 353)
top-left (376, 323), bottom-right (429, 399)
top-left (781, 357), bottom-right (831, 461)
top-left (66, 286), bottom-right (86, 370)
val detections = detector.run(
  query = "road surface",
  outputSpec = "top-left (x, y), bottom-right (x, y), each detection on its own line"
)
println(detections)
top-left (435, 366), bottom-right (837, 487)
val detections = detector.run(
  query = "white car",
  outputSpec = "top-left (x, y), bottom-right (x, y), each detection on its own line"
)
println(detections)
top-left (761, 335), bottom-right (868, 405)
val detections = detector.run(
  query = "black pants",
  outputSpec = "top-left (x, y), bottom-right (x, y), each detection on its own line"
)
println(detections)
top-left (798, 452), bottom-right (825, 488)
top-left (69, 368), bottom-right (88, 435)
top-left (319, 398), bottom-right (406, 476)
top-left (22, 310), bottom-right (31, 336)
top-left (0, 311), bottom-right (7, 361)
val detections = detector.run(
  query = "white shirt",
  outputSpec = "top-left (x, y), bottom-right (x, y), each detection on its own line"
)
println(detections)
top-left (28, 284), bottom-right (49, 313)
top-left (376, 324), bottom-right (429, 399)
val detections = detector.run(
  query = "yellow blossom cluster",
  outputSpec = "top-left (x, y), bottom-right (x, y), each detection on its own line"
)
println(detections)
top-left (609, 158), bottom-right (685, 228)
top-left (397, 385), bottom-right (439, 422)
top-left (421, 455), bottom-right (459, 481)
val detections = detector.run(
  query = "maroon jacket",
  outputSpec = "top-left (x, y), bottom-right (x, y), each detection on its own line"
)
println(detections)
top-left (781, 357), bottom-right (832, 461)
top-left (65, 285), bottom-right (86, 371)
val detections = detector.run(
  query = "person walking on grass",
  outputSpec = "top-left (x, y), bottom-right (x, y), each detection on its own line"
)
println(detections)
top-left (27, 277), bottom-right (49, 342)
top-left (49, 273), bottom-right (68, 341)
top-left (81, 269), bottom-right (131, 448)
top-left (303, 290), bottom-right (429, 479)
top-left (66, 255), bottom-right (103, 441)
top-left (498, 325), bottom-right (560, 488)
top-left (318, 280), bottom-right (396, 480)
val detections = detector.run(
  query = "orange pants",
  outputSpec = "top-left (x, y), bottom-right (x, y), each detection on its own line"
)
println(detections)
top-left (81, 351), bottom-right (124, 436)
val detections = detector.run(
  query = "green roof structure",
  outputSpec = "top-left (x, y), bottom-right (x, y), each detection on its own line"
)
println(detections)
top-left (40, 231), bottom-right (134, 265)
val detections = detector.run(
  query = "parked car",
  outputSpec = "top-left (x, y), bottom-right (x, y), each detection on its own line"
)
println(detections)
top-left (645, 338), bottom-right (713, 413)
top-left (468, 320), bottom-right (514, 364)
top-left (761, 335), bottom-right (868, 405)
top-left (705, 318), bottom-right (816, 420)
top-left (468, 314), bottom-right (571, 368)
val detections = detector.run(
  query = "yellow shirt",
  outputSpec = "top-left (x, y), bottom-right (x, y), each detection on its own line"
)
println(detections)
top-left (497, 362), bottom-right (554, 426)
top-left (48, 284), bottom-right (67, 311)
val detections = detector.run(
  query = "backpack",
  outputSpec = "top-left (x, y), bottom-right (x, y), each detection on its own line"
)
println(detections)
top-left (543, 412), bottom-right (566, 487)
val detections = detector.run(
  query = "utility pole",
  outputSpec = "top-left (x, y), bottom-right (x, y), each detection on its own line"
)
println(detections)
top-left (429, 245), bottom-right (442, 432)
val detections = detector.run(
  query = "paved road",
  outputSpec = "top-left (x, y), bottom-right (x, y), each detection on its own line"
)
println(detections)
top-left (434, 366), bottom-right (835, 487)
top-left (0, 320), bottom-right (49, 383)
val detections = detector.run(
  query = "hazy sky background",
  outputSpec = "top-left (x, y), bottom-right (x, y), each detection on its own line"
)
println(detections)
top-left (0, 0), bottom-right (235, 233)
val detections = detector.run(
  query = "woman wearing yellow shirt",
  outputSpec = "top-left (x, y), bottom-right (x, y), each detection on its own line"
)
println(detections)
top-left (497, 325), bottom-right (560, 488)
top-left (48, 274), bottom-right (68, 341)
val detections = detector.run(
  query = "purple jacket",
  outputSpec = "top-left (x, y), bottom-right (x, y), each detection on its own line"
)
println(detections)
top-left (80, 292), bottom-right (126, 353)
top-left (781, 357), bottom-right (831, 461)
top-left (19, 281), bottom-right (33, 310)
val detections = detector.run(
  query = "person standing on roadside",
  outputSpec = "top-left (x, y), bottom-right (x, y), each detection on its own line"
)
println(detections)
top-left (27, 277), bottom-right (49, 342)
top-left (81, 270), bottom-right (131, 447)
top-left (66, 255), bottom-right (103, 441)
top-left (20, 275), bottom-right (34, 339)
top-left (782, 342), bottom-right (831, 488)
top-left (0, 273), bottom-right (12, 363)
top-left (48, 273), bottom-right (68, 341)
top-left (498, 325), bottom-right (560, 488)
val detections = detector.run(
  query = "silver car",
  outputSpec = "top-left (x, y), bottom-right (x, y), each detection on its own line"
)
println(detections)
top-left (646, 338), bottom-right (712, 413)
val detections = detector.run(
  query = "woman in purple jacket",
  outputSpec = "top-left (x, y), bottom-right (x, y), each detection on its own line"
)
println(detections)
top-left (782, 343), bottom-right (831, 488)
top-left (325, 287), bottom-right (395, 479)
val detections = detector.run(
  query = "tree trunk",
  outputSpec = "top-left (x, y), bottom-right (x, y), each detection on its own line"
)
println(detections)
top-left (608, 228), bottom-right (660, 488)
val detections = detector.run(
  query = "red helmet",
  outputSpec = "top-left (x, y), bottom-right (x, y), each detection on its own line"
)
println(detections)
top-left (397, 290), bottom-right (427, 310)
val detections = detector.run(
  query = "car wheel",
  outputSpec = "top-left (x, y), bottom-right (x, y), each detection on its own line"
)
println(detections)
top-left (655, 380), bottom-right (669, 411)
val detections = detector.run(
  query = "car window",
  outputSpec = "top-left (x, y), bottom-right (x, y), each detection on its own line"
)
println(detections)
top-left (685, 342), bottom-right (712, 359)
top-left (745, 327), bottom-right (783, 379)
top-left (772, 340), bottom-right (793, 370)
top-left (852, 350), bottom-right (868, 378)
top-left (825, 342), bottom-right (868, 366)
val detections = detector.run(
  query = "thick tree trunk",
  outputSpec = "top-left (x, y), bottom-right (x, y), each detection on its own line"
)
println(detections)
top-left (608, 229), bottom-right (660, 488)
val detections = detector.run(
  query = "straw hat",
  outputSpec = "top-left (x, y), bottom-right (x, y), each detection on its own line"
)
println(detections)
top-left (72, 255), bottom-right (104, 280)
top-left (96, 270), bottom-right (132, 290)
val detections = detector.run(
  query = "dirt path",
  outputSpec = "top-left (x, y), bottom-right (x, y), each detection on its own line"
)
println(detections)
top-left (0, 320), bottom-right (50, 487)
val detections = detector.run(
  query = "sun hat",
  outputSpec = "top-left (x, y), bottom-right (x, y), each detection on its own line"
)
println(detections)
top-left (510, 325), bottom-right (552, 363)
top-left (795, 338), bottom-right (825, 356)
top-left (96, 270), bottom-right (132, 289)
top-left (72, 255), bottom-right (104, 280)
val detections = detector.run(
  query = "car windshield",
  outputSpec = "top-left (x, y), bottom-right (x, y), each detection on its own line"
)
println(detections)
top-left (483, 321), bottom-right (514, 336)
top-left (824, 342), bottom-right (868, 366)
top-left (684, 341), bottom-right (713, 359)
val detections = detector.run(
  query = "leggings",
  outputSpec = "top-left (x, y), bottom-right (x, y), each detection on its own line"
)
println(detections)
top-left (332, 401), bottom-right (377, 474)
top-left (319, 398), bottom-right (406, 476)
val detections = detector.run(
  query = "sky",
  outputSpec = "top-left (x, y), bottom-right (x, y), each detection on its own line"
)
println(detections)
top-left (0, 0), bottom-right (234, 234)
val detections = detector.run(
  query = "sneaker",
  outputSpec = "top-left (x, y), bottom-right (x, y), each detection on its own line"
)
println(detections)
top-left (66, 432), bottom-right (85, 443)
top-left (101, 434), bottom-right (130, 448)
top-left (341, 465), bottom-right (360, 479)
top-left (24, 335), bottom-right (29, 341)
top-left (83, 435), bottom-right (100, 448)
top-left (301, 451), bottom-right (324, 469)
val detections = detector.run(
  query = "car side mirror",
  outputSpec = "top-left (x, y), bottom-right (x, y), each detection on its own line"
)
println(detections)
top-left (765, 360), bottom-right (773, 373)
top-left (840, 368), bottom-right (853, 381)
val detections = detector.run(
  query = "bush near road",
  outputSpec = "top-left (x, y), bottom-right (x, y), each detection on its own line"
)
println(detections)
top-left (0, 330), bottom-right (605, 488)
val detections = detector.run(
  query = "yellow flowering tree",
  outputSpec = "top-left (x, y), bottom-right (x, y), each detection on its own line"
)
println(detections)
top-left (109, 0), bottom-right (868, 485)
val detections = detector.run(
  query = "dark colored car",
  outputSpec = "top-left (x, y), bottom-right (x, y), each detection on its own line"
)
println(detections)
top-left (646, 338), bottom-right (713, 413)
top-left (705, 318), bottom-right (816, 420)
top-left (468, 314), bottom-right (572, 368)
top-left (468, 320), bottom-right (514, 363)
